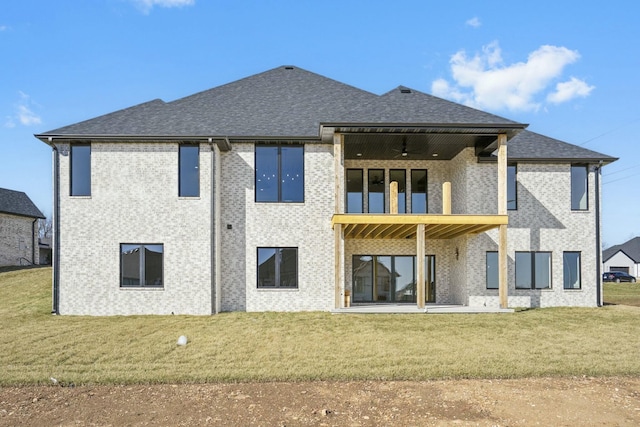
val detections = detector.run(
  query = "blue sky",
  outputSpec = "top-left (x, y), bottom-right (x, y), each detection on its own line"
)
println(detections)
top-left (2, 0), bottom-right (639, 247)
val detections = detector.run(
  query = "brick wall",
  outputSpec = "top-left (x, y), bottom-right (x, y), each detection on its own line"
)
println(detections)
top-left (0, 213), bottom-right (39, 266)
top-left (219, 143), bottom-right (336, 312)
top-left (56, 142), bottom-right (213, 315)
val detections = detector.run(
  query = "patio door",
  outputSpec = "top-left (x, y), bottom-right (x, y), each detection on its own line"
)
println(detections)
top-left (352, 255), bottom-right (436, 303)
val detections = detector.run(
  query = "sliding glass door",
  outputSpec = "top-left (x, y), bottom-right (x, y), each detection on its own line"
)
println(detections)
top-left (352, 255), bottom-right (436, 303)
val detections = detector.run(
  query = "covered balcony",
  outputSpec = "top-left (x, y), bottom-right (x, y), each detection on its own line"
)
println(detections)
top-left (328, 125), bottom-right (520, 310)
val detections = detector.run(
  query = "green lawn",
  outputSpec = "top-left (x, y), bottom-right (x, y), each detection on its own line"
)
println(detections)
top-left (2, 267), bottom-right (640, 386)
top-left (604, 282), bottom-right (640, 307)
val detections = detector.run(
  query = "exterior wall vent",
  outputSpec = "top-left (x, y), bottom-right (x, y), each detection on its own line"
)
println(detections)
top-left (285, 66), bottom-right (294, 70)
top-left (400, 89), bottom-right (411, 94)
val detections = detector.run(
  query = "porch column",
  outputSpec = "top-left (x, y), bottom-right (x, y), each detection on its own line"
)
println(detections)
top-left (442, 182), bottom-right (451, 214)
top-left (390, 181), bottom-right (398, 214)
top-left (416, 223), bottom-right (426, 309)
top-left (334, 133), bottom-right (345, 308)
top-left (497, 133), bottom-right (508, 309)
top-left (334, 223), bottom-right (344, 308)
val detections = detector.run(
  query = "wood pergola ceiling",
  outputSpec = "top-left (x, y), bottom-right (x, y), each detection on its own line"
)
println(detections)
top-left (331, 214), bottom-right (508, 240)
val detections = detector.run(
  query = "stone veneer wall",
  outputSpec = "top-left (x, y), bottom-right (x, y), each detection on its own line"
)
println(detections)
top-left (219, 143), bottom-right (335, 312)
top-left (0, 213), bottom-right (39, 266)
top-left (56, 142), bottom-right (213, 315)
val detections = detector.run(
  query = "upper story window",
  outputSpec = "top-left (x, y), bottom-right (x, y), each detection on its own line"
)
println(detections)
top-left (179, 144), bottom-right (199, 197)
top-left (120, 244), bottom-right (164, 288)
top-left (368, 169), bottom-right (385, 213)
top-left (70, 144), bottom-right (91, 196)
top-left (507, 164), bottom-right (517, 210)
top-left (571, 165), bottom-right (588, 210)
top-left (255, 144), bottom-right (304, 203)
top-left (411, 169), bottom-right (427, 213)
top-left (346, 169), bottom-right (364, 213)
top-left (390, 169), bottom-right (406, 213)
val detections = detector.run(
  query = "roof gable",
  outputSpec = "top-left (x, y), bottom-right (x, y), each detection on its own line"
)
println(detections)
top-left (0, 188), bottom-right (45, 219)
top-left (604, 237), bottom-right (640, 263)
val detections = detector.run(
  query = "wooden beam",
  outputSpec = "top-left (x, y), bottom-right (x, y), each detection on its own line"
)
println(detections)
top-left (443, 182), bottom-right (451, 215)
top-left (390, 181), bottom-right (398, 214)
top-left (416, 223), bottom-right (426, 309)
top-left (333, 133), bottom-right (344, 214)
top-left (334, 223), bottom-right (343, 308)
top-left (497, 133), bottom-right (508, 309)
top-left (331, 214), bottom-right (508, 227)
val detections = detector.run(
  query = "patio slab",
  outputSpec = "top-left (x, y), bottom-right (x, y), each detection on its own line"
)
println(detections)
top-left (331, 304), bottom-right (514, 314)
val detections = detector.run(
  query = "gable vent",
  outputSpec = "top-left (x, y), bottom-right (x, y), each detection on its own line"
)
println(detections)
top-left (400, 89), bottom-right (412, 94)
top-left (284, 66), bottom-right (294, 70)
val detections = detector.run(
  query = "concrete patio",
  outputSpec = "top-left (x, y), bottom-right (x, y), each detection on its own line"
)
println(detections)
top-left (331, 304), bottom-right (514, 314)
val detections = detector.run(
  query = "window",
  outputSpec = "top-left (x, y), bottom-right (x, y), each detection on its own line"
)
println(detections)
top-left (346, 169), bottom-right (364, 213)
top-left (571, 165), bottom-right (588, 210)
top-left (411, 169), bottom-right (427, 213)
top-left (70, 144), bottom-right (91, 196)
top-left (389, 169), bottom-right (406, 213)
top-left (352, 255), bottom-right (436, 303)
top-left (507, 165), bottom-right (517, 210)
top-left (515, 251), bottom-right (552, 289)
top-left (257, 247), bottom-right (298, 288)
top-left (179, 144), bottom-right (199, 197)
top-left (563, 252), bottom-right (581, 289)
top-left (368, 169), bottom-right (385, 213)
top-left (486, 251), bottom-right (499, 289)
top-left (255, 145), bottom-right (304, 202)
top-left (120, 244), bottom-right (163, 288)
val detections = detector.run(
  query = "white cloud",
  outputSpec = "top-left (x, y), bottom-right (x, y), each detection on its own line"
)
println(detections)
top-left (547, 77), bottom-right (595, 104)
top-left (431, 41), bottom-right (592, 112)
top-left (4, 91), bottom-right (42, 128)
top-left (466, 17), bottom-right (481, 28)
top-left (132, 0), bottom-right (195, 13)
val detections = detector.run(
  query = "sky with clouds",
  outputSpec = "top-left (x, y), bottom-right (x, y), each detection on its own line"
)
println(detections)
top-left (1, 0), bottom-right (639, 246)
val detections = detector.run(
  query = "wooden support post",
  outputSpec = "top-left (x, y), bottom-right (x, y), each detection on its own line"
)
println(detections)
top-left (416, 223), bottom-right (426, 309)
top-left (333, 132), bottom-right (344, 308)
top-left (335, 223), bottom-right (343, 308)
top-left (497, 133), bottom-right (508, 309)
top-left (442, 182), bottom-right (451, 215)
top-left (390, 181), bottom-right (398, 214)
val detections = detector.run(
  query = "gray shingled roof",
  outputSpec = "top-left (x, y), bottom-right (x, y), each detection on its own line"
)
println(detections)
top-left (604, 237), bottom-right (640, 263)
top-left (509, 130), bottom-right (616, 163)
top-left (35, 65), bottom-right (616, 163)
top-left (37, 65), bottom-right (522, 139)
top-left (0, 188), bottom-right (45, 219)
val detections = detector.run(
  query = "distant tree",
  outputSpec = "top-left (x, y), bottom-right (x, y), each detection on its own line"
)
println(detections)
top-left (39, 218), bottom-right (52, 239)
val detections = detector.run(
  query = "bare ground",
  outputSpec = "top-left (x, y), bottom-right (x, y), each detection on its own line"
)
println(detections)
top-left (2, 377), bottom-right (640, 426)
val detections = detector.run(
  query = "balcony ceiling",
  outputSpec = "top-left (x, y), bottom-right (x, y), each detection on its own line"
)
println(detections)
top-left (332, 214), bottom-right (508, 240)
top-left (341, 132), bottom-right (498, 160)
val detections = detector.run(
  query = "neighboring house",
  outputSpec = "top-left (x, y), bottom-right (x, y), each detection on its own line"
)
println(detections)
top-left (0, 188), bottom-right (45, 267)
top-left (603, 237), bottom-right (640, 278)
top-left (39, 237), bottom-right (52, 265)
top-left (35, 65), bottom-right (617, 315)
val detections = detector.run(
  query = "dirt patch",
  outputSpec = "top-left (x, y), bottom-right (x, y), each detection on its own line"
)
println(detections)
top-left (2, 377), bottom-right (640, 426)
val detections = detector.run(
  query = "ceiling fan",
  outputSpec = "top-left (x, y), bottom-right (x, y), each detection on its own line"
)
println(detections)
top-left (392, 137), bottom-right (419, 158)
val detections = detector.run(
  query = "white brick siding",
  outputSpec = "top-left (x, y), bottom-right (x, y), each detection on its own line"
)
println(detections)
top-left (56, 142), bottom-right (212, 315)
top-left (0, 213), bottom-right (39, 266)
top-left (54, 140), bottom-right (602, 314)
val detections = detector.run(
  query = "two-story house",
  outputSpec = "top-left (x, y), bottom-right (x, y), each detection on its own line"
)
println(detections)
top-left (36, 65), bottom-right (616, 315)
